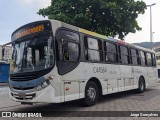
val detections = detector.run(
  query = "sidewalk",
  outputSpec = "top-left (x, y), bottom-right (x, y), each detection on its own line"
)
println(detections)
top-left (0, 83), bottom-right (8, 86)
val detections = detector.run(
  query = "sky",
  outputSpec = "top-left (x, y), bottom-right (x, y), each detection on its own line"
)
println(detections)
top-left (0, 0), bottom-right (159, 45)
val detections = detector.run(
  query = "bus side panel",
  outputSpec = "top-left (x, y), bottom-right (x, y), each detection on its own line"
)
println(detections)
top-left (60, 63), bottom-right (84, 101)
top-left (120, 65), bottom-right (134, 91)
top-left (134, 66), bottom-right (148, 88)
top-left (45, 66), bottom-right (65, 103)
top-left (83, 62), bottom-right (111, 95)
top-left (147, 67), bottom-right (158, 87)
top-left (108, 64), bottom-right (119, 94)
top-left (64, 81), bottom-right (79, 102)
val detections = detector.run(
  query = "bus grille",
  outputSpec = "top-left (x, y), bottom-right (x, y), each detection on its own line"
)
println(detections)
top-left (11, 92), bottom-right (36, 100)
top-left (10, 75), bottom-right (41, 81)
top-left (13, 87), bottom-right (35, 90)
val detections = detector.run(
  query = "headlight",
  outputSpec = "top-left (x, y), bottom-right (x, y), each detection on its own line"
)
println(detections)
top-left (36, 80), bottom-right (51, 91)
top-left (41, 81), bottom-right (50, 88)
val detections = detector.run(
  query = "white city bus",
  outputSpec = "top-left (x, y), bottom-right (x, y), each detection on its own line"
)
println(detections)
top-left (8, 20), bottom-right (157, 106)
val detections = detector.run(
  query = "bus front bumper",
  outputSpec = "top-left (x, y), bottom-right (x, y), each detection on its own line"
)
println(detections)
top-left (9, 85), bottom-right (64, 103)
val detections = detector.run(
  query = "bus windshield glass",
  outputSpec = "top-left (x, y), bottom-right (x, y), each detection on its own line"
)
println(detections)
top-left (10, 36), bottom-right (54, 73)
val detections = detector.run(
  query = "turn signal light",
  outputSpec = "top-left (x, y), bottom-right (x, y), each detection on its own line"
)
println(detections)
top-left (48, 76), bottom-right (54, 80)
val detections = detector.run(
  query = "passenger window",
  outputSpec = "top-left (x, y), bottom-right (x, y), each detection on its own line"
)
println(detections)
top-left (88, 38), bottom-right (99, 50)
top-left (120, 46), bottom-right (129, 64)
top-left (152, 53), bottom-right (156, 67)
top-left (105, 42), bottom-right (117, 63)
top-left (57, 30), bottom-right (80, 62)
top-left (140, 51), bottom-right (146, 66)
top-left (131, 49), bottom-right (139, 65)
top-left (57, 30), bottom-right (79, 42)
top-left (146, 53), bottom-right (152, 66)
top-left (63, 42), bottom-right (79, 62)
top-left (85, 37), bottom-right (102, 61)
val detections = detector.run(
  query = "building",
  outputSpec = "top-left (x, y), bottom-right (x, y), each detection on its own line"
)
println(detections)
top-left (0, 45), bottom-right (12, 62)
top-left (153, 45), bottom-right (160, 78)
top-left (153, 46), bottom-right (160, 68)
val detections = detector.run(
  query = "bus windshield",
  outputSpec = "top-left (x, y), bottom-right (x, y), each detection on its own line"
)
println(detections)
top-left (10, 36), bottom-right (54, 73)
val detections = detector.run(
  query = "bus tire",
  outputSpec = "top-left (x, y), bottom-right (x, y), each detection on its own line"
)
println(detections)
top-left (83, 81), bottom-right (99, 106)
top-left (137, 77), bottom-right (145, 93)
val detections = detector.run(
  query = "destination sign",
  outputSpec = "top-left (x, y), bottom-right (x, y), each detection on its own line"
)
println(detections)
top-left (15, 25), bottom-right (44, 39)
top-left (12, 21), bottom-right (51, 41)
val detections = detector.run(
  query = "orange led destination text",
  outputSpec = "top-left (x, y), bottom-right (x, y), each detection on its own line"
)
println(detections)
top-left (15, 25), bottom-right (44, 39)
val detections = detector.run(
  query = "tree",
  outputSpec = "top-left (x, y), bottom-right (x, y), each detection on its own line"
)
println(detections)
top-left (38, 0), bottom-right (146, 39)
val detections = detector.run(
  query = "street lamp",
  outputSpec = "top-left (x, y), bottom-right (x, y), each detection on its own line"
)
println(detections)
top-left (152, 32), bottom-right (155, 40)
top-left (147, 3), bottom-right (156, 50)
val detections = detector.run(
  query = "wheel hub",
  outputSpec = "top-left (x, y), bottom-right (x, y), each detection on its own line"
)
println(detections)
top-left (87, 86), bottom-right (96, 101)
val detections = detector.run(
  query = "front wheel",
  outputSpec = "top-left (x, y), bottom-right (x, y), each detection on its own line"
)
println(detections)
top-left (83, 81), bottom-right (99, 106)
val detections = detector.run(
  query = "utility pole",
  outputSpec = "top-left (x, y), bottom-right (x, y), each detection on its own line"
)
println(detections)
top-left (147, 3), bottom-right (156, 50)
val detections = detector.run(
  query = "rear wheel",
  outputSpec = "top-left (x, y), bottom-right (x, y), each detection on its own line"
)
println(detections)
top-left (83, 81), bottom-right (99, 106)
top-left (137, 77), bottom-right (145, 93)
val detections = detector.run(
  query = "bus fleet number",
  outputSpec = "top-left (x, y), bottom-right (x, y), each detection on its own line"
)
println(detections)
top-left (93, 67), bottom-right (107, 73)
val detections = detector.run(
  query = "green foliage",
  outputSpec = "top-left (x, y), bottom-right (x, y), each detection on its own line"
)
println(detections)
top-left (38, 0), bottom-right (146, 39)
